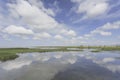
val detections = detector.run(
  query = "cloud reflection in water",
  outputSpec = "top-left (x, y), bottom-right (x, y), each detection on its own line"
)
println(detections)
top-left (0, 51), bottom-right (120, 80)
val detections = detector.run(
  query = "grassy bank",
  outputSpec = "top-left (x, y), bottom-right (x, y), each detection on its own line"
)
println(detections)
top-left (0, 47), bottom-right (83, 61)
top-left (0, 46), bottom-right (120, 61)
top-left (89, 46), bottom-right (120, 52)
top-left (42, 46), bottom-right (120, 51)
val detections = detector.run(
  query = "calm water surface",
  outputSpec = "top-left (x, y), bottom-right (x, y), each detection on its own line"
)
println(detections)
top-left (0, 50), bottom-right (120, 80)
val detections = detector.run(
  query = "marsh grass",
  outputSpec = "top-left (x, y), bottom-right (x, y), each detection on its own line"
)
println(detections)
top-left (0, 46), bottom-right (120, 61)
top-left (91, 50), bottom-right (101, 52)
top-left (0, 47), bottom-right (83, 61)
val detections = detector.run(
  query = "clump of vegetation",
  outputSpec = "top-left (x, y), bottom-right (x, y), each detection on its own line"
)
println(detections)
top-left (91, 50), bottom-right (101, 52)
top-left (0, 55), bottom-right (18, 62)
top-left (100, 46), bottom-right (120, 51)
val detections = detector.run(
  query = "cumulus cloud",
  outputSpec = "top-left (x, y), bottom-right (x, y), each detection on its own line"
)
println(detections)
top-left (102, 21), bottom-right (120, 30)
top-left (100, 32), bottom-right (112, 36)
top-left (73, 20), bottom-right (120, 45)
top-left (54, 35), bottom-right (63, 40)
top-left (3, 25), bottom-right (34, 35)
top-left (70, 0), bottom-right (120, 24)
top-left (33, 32), bottom-right (51, 40)
top-left (0, 0), bottom-right (119, 46)
top-left (71, 0), bottom-right (109, 18)
top-left (28, 0), bottom-right (56, 17)
top-left (91, 30), bottom-right (112, 36)
top-left (3, 0), bottom-right (78, 42)
top-left (60, 29), bottom-right (76, 37)
top-left (84, 21), bottom-right (120, 37)
top-left (8, 0), bottom-right (58, 30)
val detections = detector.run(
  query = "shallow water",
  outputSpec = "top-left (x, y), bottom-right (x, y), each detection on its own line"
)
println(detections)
top-left (0, 50), bottom-right (120, 80)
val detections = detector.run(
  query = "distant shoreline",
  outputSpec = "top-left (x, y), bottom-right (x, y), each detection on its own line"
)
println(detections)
top-left (0, 46), bottom-right (120, 61)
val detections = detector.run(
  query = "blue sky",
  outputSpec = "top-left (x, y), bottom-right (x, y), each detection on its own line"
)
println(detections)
top-left (0, 0), bottom-right (120, 47)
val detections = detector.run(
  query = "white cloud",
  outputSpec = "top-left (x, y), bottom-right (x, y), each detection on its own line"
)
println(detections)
top-left (86, 3), bottom-right (108, 17)
top-left (33, 32), bottom-right (51, 40)
top-left (5, 0), bottom-right (77, 42)
top-left (75, 21), bottom-right (120, 45)
top-left (45, 8), bottom-right (55, 17)
top-left (28, 0), bottom-right (56, 17)
top-left (84, 21), bottom-right (120, 37)
top-left (70, 0), bottom-right (120, 24)
top-left (60, 29), bottom-right (76, 37)
top-left (52, 0), bottom-right (62, 14)
top-left (8, 0), bottom-right (58, 30)
top-left (3, 25), bottom-right (34, 35)
top-left (67, 30), bottom-right (76, 36)
top-left (71, 0), bottom-right (109, 18)
top-left (100, 31), bottom-right (112, 36)
top-left (102, 21), bottom-right (120, 30)
top-left (91, 30), bottom-right (112, 36)
top-left (54, 35), bottom-right (63, 40)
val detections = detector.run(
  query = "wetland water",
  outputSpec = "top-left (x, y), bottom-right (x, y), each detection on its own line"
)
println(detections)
top-left (0, 50), bottom-right (120, 80)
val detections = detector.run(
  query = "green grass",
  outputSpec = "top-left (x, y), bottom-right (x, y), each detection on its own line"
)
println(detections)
top-left (0, 46), bottom-right (120, 61)
top-left (0, 47), bottom-right (83, 61)
top-left (91, 50), bottom-right (101, 52)
top-left (89, 46), bottom-right (120, 52)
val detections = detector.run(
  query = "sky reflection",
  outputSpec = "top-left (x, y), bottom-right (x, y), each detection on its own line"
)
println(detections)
top-left (0, 51), bottom-right (120, 80)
